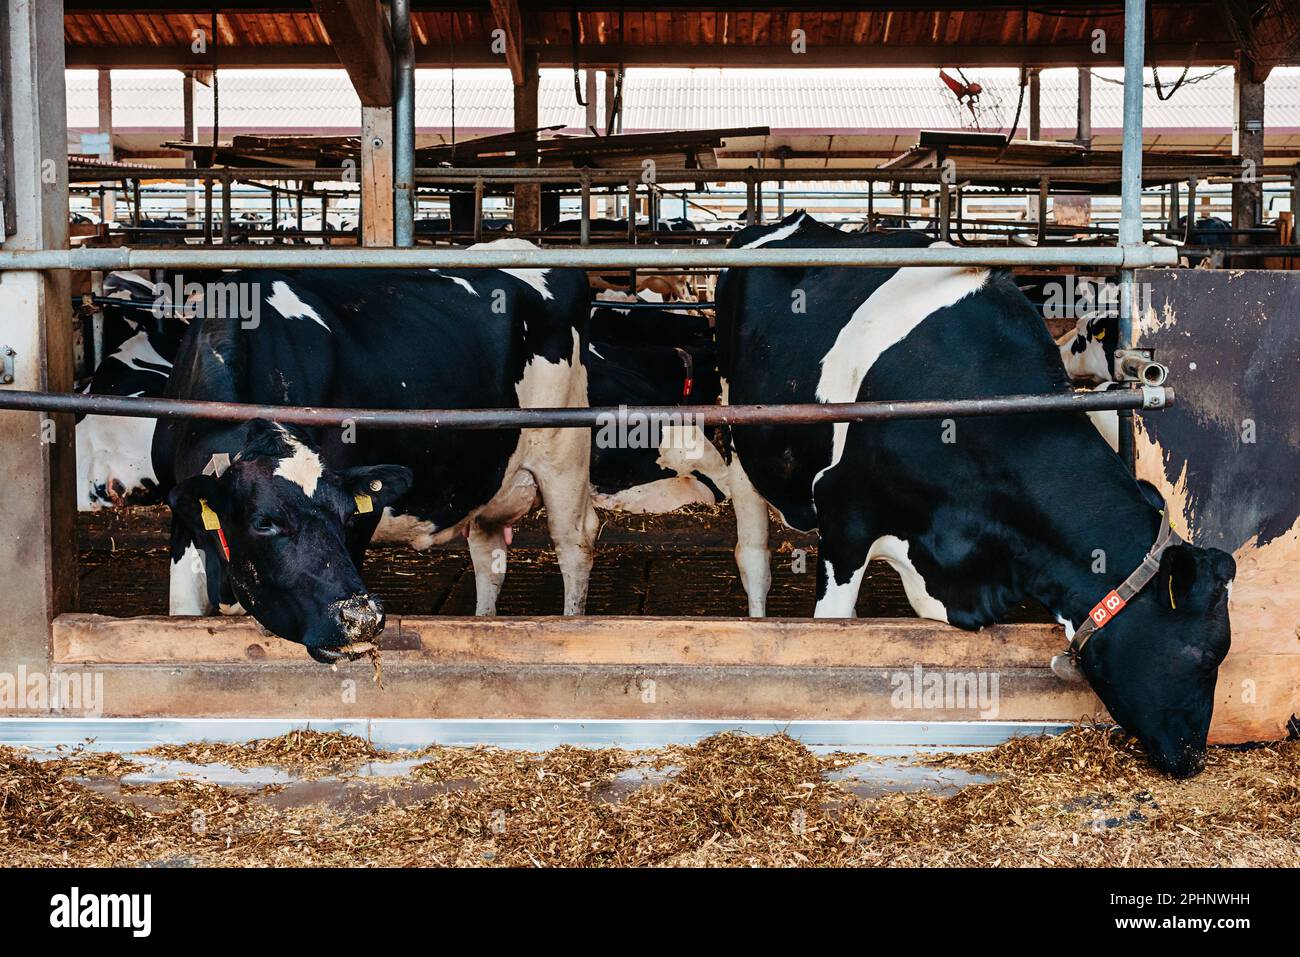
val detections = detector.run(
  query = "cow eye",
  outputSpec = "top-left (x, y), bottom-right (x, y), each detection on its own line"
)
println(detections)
top-left (251, 515), bottom-right (281, 536)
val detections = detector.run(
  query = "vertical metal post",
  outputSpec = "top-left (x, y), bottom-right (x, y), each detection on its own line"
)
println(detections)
top-left (1037, 176), bottom-right (1049, 244)
top-left (472, 178), bottom-right (484, 243)
top-left (867, 179), bottom-right (874, 230)
top-left (938, 180), bottom-right (951, 242)
top-left (132, 178), bottom-right (141, 228)
top-left (1183, 176), bottom-right (1197, 244)
top-left (579, 170), bottom-right (591, 246)
top-left (777, 154), bottom-right (786, 220)
top-left (626, 177), bottom-right (637, 244)
top-left (203, 175), bottom-right (213, 244)
top-left (1117, 0), bottom-right (1146, 469)
top-left (270, 185), bottom-right (278, 235)
top-left (221, 172), bottom-right (232, 245)
top-left (391, 0), bottom-right (415, 247)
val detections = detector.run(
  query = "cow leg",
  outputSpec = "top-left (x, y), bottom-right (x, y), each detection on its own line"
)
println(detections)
top-left (168, 524), bottom-right (212, 616)
top-left (812, 473), bottom-right (871, 619)
top-left (467, 521), bottom-right (510, 616)
top-left (727, 452), bottom-right (771, 617)
top-left (814, 532), bottom-right (869, 619)
top-left (539, 470), bottom-right (598, 615)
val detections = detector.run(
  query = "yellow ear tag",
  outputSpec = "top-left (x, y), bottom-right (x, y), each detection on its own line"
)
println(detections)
top-left (354, 493), bottom-right (374, 514)
top-left (199, 498), bottom-right (221, 531)
top-left (1094, 329), bottom-right (1106, 340)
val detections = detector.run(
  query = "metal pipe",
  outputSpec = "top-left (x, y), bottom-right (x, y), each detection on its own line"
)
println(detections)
top-left (0, 245), bottom-right (1180, 272)
top-left (0, 387), bottom-right (1174, 431)
top-left (579, 170), bottom-right (591, 246)
top-left (392, 0), bottom-right (416, 247)
top-left (1117, 0), bottom-right (1147, 470)
top-left (1116, 354), bottom-right (1169, 387)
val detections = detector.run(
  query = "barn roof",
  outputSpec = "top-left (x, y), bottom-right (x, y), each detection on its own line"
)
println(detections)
top-left (63, 2), bottom-right (1299, 71)
top-left (66, 66), bottom-right (1300, 137)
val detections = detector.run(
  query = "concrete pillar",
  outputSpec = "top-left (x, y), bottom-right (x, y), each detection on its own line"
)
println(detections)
top-left (513, 50), bottom-right (540, 238)
top-left (1232, 57), bottom-right (1266, 242)
top-left (0, 0), bottom-right (76, 680)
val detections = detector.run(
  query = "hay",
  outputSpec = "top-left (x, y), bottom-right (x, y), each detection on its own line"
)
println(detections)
top-left (142, 729), bottom-right (380, 779)
top-left (3, 728), bottom-right (1296, 868)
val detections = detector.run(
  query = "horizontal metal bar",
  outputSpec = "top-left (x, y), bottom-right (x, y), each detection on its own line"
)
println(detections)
top-left (0, 244), bottom-right (1180, 271)
top-left (0, 717), bottom-right (1074, 752)
top-left (0, 386), bottom-right (1173, 428)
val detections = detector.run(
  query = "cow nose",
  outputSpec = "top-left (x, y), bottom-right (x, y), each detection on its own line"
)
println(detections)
top-left (336, 595), bottom-right (384, 641)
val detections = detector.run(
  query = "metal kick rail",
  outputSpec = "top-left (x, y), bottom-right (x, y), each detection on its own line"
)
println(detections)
top-left (0, 387), bottom-right (1173, 430)
top-left (0, 244), bottom-right (1178, 270)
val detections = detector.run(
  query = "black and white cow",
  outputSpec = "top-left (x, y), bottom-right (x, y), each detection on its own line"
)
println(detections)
top-left (76, 272), bottom-right (185, 509)
top-left (586, 298), bottom-right (728, 512)
top-left (154, 241), bottom-right (598, 660)
top-left (715, 211), bottom-right (1235, 776)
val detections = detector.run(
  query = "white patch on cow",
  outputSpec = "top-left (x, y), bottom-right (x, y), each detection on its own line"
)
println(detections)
top-left (1085, 382), bottom-right (1120, 452)
top-left (815, 250), bottom-right (989, 472)
top-left (595, 421), bottom-right (732, 515)
top-left (373, 509), bottom-right (456, 550)
top-left (273, 430), bottom-right (323, 497)
top-left (866, 535), bottom-right (948, 622)
top-left (169, 544), bottom-right (210, 615)
top-left (594, 476), bottom-right (717, 513)
top-left (110, 330), bottom-right (172, 376)
top-left (218, 601), bottom-right (246, 616)
top-left (815, 557), bottom-right (867, 618)
top-left (1055, 613), bottom-right (1077, 641)
top-left (468, 238), bottom-right (552, 300)
top-left (428, 270), bottom-right (479, 296)
top-left (720, 376), bottom-right (774, 616)
top-left (588, 344), bottom-right (606, 360)
top-left (75, 407), bottom-right (157, 510)
top-left (738, 211), bottom-right (809, 249)
top-left (267, 280), bottom-right (331, 332)
top-left (1056, 317), bottom-right (1112, 383)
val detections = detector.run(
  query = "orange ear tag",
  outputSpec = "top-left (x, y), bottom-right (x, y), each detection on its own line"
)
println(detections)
top-left (354, 493), bottom-right (374, 514)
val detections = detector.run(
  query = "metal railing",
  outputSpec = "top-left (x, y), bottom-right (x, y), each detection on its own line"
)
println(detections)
top-left (0, 386), bottom-right (1174, 431)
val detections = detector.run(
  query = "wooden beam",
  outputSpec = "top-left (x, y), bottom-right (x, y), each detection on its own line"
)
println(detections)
top-left (487, 0), bottom-right (526, 85)
top-left (50, 614), bottom-right (1105, 724)
top-left (64, 41), bottom-right (1252, 71)
top-left (310, 0), bottom-right (392, 106)
top-left (360, 104), bottom-right (393, 245)
top-left (1232, 55), bottom-right (1266, 238)
top-left (512, 48), bottom-right (540, 236)
top-left (0, 0), bottom-right (77, 681)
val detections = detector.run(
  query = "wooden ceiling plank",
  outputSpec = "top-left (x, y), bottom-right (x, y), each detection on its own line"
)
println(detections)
top-left (310, 0), bottom-right (393, 106)
top-left (487, 0), bottom-right (526, 85)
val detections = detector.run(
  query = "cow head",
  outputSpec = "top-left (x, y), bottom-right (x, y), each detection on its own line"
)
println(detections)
top-left (1073, 493), bottom-right (1235, 777)
top-left (168, 420), bottom-right (413, 662)
top-left (1057, 311), bottom-right (1117, 384)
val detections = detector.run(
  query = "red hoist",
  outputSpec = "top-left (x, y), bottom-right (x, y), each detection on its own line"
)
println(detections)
top-left (939, 69), bottom-right (983, 122)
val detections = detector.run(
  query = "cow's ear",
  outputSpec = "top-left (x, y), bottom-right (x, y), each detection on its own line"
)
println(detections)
top-left (1158, 543), bottom-right (1235, 615)
top-left (1135, 479), bottom-right (1165, 512)
top-left (341, 465), bottom-right (413, 516)
top-left (168, 474), bottom-right (230, 538)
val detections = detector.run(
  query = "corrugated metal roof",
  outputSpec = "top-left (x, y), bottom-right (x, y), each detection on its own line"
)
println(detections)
top-left (66, 66), bottom-right (1300, 134)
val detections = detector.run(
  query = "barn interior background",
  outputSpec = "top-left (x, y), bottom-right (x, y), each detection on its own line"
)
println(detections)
top-left (0, 0), bottom-right (1296, 752)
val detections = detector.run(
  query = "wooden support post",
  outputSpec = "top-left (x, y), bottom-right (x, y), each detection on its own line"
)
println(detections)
top-left (0, 0), bottom-right (76, 681)
top-left (1075, 66), bottom-right (1092, 148)
top-left (1028, 68), bottom-right (1041, 140)
top-left (1232, 56), bottom-right (1266, 245)
top-left (96, 68), bottom-right (116, 224)
top-left (360, 105), bottom-right (394, 246)
top-left (182, 71), bottom-right (196, 221)
top-left (512, 50), bottom-right (540, 238)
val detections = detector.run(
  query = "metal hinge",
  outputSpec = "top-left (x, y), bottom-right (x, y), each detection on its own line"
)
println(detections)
top-left (0, 346), bottom-right (14, 385)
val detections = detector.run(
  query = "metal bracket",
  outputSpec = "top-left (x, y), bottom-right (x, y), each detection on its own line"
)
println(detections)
top-left (0, 346), bottom-right (14, 386)
top-left (1114, 348), bottom-right (1168, 386)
